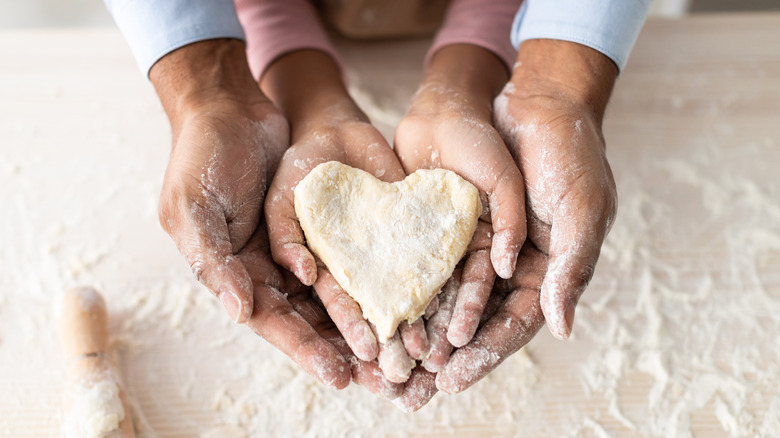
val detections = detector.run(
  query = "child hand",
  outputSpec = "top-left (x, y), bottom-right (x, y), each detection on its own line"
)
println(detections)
top-left (395, 45), bottom-right (526, 357)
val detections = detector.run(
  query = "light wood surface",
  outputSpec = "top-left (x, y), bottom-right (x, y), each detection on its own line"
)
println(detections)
top-left (1, 13), bottom-right (779, 437)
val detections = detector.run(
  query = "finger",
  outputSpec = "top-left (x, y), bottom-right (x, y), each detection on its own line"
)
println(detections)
top-left (421, 275), bottom-right (460, 373)
top-left (264, 152), bottom-right (321, 286)
top-left (436, 245), bottom-right (547, 395)
top-left (400, 319), bottom-right (429, 360)
top-left (392, 368), bottom-right (438, 412)
top-left (486, 163), bottom-right (527, 279)
top-left (481, 276), bottom-right (515, 325)
top-left (289, 297), bottom-right (402, 400)
top-left (235, 234), bottom-right (348, 389)
top-left (347, 351), bottom-right (404, 400)
top-left (313, 267), bottom-right (378, 361)
top-left (437, 131), bottom-right (527, 280)
top-left (244, 284), bottom-right (350, 389)
top-left (160, 197), bottom-right (254, 324)
top-left (377, 332), bottom-right (415, 384)
top-left (447, 221), bottom-right (494, 347)
top-left (435, 288), bottom-right (545, 394)
top-left (424, 295), bottom-right (439, 319)
top-left (447, 247), bottom-right (495, 348)
top-left (541, 199), bottom-right (612, 340)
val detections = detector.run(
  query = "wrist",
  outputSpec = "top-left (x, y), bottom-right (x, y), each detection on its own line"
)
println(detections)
top-left (511, 39), bottom-right (617, 121)
top-left (261, 50), bottom-right (366, 134)
top-left (150, 39), bottom-right (270, 127)
top-left (423, 44), bottom-right (509, 109)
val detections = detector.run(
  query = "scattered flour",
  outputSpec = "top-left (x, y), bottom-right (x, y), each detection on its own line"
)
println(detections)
top-left (64, 378), bottom-right (125, 438)
top-left (576, 139), bottom-right (780, 437)
top-left (2, 27), bottom-right (779, 438)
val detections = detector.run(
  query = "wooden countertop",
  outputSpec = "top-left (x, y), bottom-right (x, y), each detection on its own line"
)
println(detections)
top-left (1, 13), bottom-right (779, 437)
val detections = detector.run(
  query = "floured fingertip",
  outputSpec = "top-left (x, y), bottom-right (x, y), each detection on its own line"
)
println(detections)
top-left (434, 372), bottom-right (457, 395)
top-left (378, 338), bottom-right (415, 384)
top-left (546, 301), bottom-right (575, 340)
top-left (490, 232), bottom-right (519, 280)
top-left (352, 322), bottom-right (379, 362)
top-left (446, 326), bottom-right (472, 349)
top-left (540, 279), bottom-right (573, 340)
top-left (400, 320), bottom-right (429, 360)
top-left (436, 347), bottom-right (500, 395)
top-left (306, 342), bottom-right (351, 390)
top-left (291, 247), bottom-right (318, 286)
top-left (421, 358), bottom-right (443, 373)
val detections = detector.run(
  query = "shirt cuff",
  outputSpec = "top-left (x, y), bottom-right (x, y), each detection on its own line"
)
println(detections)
top-left (511, 0), bottom-right (651, 71)
top-left (105, 0), bottom-right (246, 76)
top-left (426, 0), bottom-right (523, 72)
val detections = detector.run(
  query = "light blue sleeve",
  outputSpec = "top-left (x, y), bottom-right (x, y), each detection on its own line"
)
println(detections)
top-left (511, 0), bottom-right (651, 71)
top-left (105, 0), bottom-right (246, 76)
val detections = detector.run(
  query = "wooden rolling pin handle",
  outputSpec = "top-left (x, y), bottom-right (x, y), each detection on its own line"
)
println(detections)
top-left (59, 287), bottom-right (135, 438)
top-left (59, 287), bottom-right (110, 360)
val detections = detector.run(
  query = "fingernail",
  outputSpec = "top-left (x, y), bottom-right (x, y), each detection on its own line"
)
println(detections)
top-left (493, 254), bottom-right (517, 280)
top-left (434, 373), bottom-right (455, 395)
top-left (447, 328), bottom-right (470, 349)
top-left (297, 259), bottom-right (317, 286)
top-left (563, 302), bottom-right (576, 337)
top-left (492, 233), bottom-right (518, 279)
top-left (353, 323), bottom-right (378, 361)
top-left (220, 290), bottom-right (242, 323)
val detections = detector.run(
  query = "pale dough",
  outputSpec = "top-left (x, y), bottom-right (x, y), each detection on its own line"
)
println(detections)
top-left (294, 161), bottom-right (481, 342)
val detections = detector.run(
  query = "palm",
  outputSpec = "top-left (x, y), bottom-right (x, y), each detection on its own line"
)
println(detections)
top-left (159, 102), bottom-right (289, 322)
top-left (265, 118), bottom-right (428, 382)
top-left (394, 91), bottom-right (526, 367)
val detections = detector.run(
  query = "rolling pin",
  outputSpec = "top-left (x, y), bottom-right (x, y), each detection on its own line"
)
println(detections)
top-left (58, 287), bottom-right (135, 438)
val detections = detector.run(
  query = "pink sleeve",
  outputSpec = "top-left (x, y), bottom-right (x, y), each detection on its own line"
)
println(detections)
top-left (234, 0), bottom-right (342, 81)
top-left (425, 0), bottom-right (524, 72)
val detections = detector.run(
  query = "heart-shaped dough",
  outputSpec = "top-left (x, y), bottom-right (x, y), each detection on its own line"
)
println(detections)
top-left (294, 161), bottom-right (481, 342)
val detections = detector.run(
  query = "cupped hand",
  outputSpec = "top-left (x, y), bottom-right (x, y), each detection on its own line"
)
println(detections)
top-left (425, 40), bottom-right (620, 396)
top-left (158, 99), bottom-right (288, 323)
top-left (261, 50), bottom-right (426, 375)
top-left (265, 110), bottom-right (425, 377)
top-left (150, 40), bottom-right (361, 389)
top-left (491, 39), bottom-right (619, 340)
top-left (151, 39), bottom-right (289, 325)
top-left (394, 45), bottom-right (526, 359)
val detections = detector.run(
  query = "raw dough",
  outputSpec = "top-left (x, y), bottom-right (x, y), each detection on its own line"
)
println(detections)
top-left (294, 161), bottom-right (481, 342)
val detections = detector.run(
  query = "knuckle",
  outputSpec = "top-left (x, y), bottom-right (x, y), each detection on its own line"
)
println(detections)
top-left (577, 263), bottom-right (596, 292)
top-left (334, 292), bottom-right (358, 312)
top-left (187, 256), bottom-right (206, 284)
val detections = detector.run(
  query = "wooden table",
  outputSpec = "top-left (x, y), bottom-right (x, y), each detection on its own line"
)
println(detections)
top-left (1, 13), bottom-right (779, 437)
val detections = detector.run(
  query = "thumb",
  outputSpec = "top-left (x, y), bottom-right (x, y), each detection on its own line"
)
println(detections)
top-left (160, 197), bottom-right (254, 323)
top-left (540, 208), bottom-right (607, 340)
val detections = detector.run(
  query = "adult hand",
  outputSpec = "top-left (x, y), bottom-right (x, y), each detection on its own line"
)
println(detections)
top-left (395, 44), bottom-right (525, 358)
top-left (151, 40), bottom-right (353, 388)
top-left (151, 39), bottom-right (288, 324)
top-left (433, 39), bottom-right (619, 395)
top-left (261, 50), bottom-right (425, 378)
top-left (492, 39), bottom-right (618, 341)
